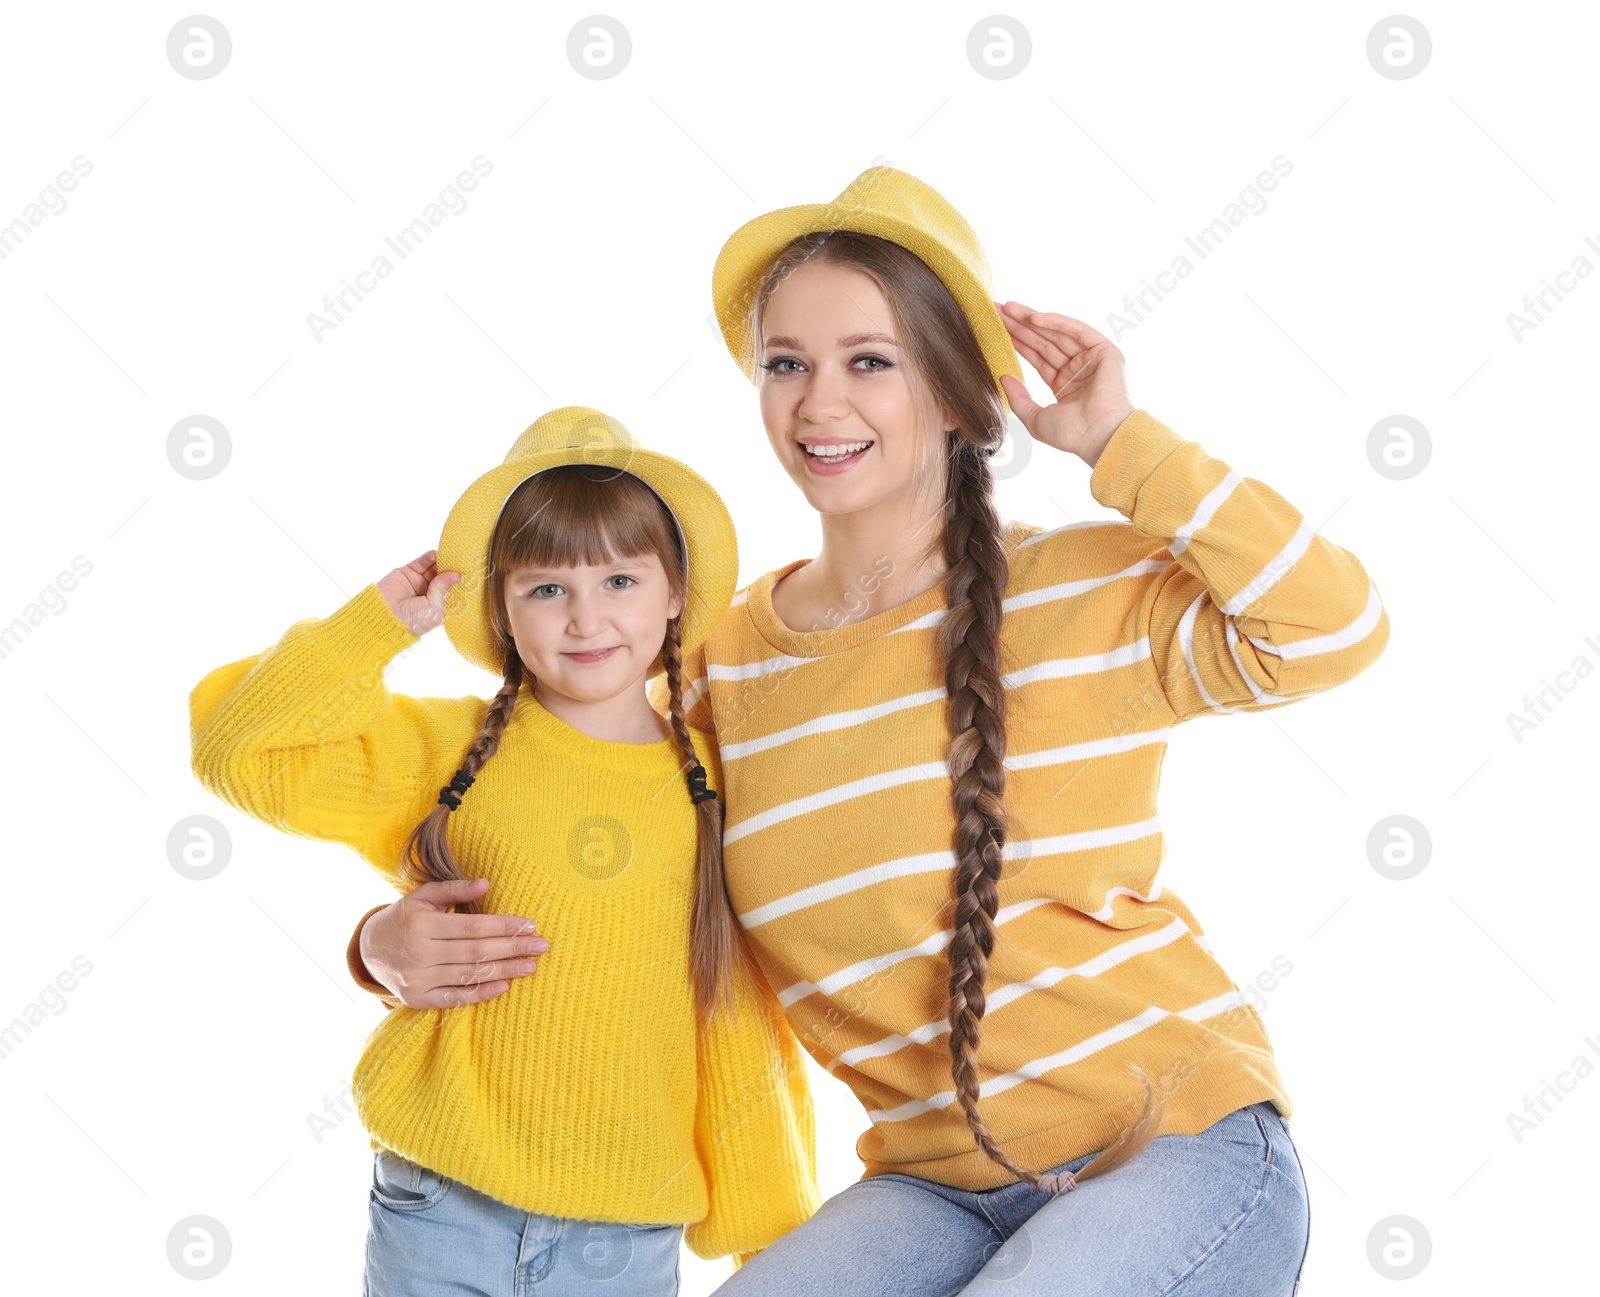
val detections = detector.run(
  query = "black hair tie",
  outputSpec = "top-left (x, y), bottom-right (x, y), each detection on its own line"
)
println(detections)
top-left (437, 768), bottom-right (476, 811)
top-left (686, 763), bottom-right (718, 805)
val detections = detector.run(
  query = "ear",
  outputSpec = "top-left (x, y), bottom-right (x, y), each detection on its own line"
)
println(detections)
top-left (668, 585), bottom-right (686, 621)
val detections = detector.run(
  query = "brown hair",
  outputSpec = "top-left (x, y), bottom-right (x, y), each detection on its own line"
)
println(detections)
top-left (399, 464), bottom-right (757, 1026)
top-left (748, 231), bottom-right (1168, 1191)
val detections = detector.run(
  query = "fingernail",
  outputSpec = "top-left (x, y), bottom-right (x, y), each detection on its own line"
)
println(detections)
top-left (517, 920), bottom-right (536, 934)
top-left (516, 961), bottom-right (536, 975)
top-left (527, 937), bottom-right (548, 954)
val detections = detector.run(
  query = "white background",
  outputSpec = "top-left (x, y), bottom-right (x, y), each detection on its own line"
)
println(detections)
top-left (1, 2), bottom-right (1595, 1292)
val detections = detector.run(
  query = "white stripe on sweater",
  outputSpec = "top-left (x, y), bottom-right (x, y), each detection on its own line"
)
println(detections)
top-left (776, 897), bottom-right (1058, 1007)
top-left (1272, 581), bottom-right (1385, 660)
top-left (721, 687), bottom-right (946, 761)
top-left (866, 990), bottom-right (1248, 1122)
top-left (835, 915), bottom-right (1195, 1068)
top-left (737, 818), bottom-right (1164, 928)
top-left (724, 731), bottom-right (1170, 845)
top-left (1221, 517), bottom-right (1315, 616)
top-left (1167, 470), bottom-right (1241, 560)
top-left (893, 557), bottom-right (1172, 634)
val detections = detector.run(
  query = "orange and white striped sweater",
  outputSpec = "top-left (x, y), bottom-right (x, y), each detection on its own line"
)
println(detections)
top-left (648, 408), bottom-right (1390, 1190)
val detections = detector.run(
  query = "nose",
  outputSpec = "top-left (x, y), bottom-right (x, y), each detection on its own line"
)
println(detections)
top-left (795, 360), bottom-right (851, 425)
top-left (564, 589), bottom-right (608, 640)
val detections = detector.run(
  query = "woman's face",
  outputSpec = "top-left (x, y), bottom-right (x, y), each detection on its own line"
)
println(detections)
top-left (501, 552), bottom-right (684, 703)
top-left (757, 258), bottom-right (952, 520)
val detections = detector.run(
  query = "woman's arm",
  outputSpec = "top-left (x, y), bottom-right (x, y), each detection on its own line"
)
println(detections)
top-left (1085, 407), bottom-right (1389, 721)
top-left (995, 307), bottom-right (1387, 721)
top-left (346, 878), bottom-right (546, 1010)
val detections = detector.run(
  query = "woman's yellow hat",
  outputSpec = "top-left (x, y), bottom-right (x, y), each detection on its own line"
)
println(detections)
top-left (711, 166), bottom-right (1023, 410)
top-left (437, 406), bottom-right (737, 682)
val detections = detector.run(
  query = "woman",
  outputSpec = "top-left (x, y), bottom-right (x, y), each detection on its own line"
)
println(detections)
top-left (349, 167), bottom-right (1387, 1295)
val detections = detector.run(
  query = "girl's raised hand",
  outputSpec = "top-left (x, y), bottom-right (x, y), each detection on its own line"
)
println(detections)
top-left (376, 550), bottom-right (462, 636)
top-left (993, 301), bottom-right (1135, 468)
top-left (358, 878), bottom-right (548, 1009)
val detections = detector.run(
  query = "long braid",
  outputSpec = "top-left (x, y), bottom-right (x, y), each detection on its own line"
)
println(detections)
top-left (940, 436), bottom-right (1168, 1193)
top-left (660, 611), bottom-right (754, 1026)
top-left (399, 642), bottom-right (525, 916)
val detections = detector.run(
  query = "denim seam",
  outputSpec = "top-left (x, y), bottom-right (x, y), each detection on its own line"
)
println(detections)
top-left (975, 1191), bottom-right (1009, 1239)
top-left (1279, 1128), bottom-right (1312, 1293)
top-left (1155, 1111), bottom-right (1275, 1297)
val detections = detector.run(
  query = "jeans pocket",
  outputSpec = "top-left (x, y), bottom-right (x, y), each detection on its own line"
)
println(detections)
top-left (371, 1147), bottom-right (453, 1211)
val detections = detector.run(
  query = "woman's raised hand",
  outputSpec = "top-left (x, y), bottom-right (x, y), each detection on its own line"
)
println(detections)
top-left (358, 878), bottom-right (547, 1009)
top-left (376, 550), bottom-right (462, 637)
top-left (993, 302), bottom-right (1135, 468)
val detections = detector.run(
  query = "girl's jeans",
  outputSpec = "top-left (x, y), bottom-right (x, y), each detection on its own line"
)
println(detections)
top-left (363, 1147), bottom-right (683, 1296)
top-left (714, 1101), bottom-right (1310, 1297)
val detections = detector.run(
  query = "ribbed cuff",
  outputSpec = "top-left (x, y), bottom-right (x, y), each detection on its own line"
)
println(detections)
top-left (1087, 409), bottom-right (1187, 517)
top-left (316, 584), bottom-right (421, 684)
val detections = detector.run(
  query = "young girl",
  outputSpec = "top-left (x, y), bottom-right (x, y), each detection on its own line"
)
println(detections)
top-left (349, 169), bottom-right (1389, 1296)
top-left (188, 406), bottom-right (819, 1295)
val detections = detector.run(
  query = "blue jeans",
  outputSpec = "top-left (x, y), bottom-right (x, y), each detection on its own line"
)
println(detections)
top-left (363, 1148), bottom-right (683, 1295)
top-left (713, 1101), bottom-right (1309, 1297)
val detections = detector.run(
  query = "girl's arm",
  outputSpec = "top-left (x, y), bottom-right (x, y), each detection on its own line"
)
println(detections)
top-left (686, 949), bottom-right (822, 1269)
top-left (649, 660), bottom-right (821, 1266)
top-left (188, 573), bottom-right (483, 881)
top-left (1081, 408), bottom-right (1390, 721)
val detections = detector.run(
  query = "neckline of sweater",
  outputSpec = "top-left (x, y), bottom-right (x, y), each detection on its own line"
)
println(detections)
top-left (506, 688), bottom-right (689, 775)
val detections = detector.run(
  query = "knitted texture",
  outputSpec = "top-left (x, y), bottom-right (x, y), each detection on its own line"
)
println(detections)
top-left (645, 408), bottom-right (1390, 1190)
top-left (188, 584), bottom-right (820, 1258)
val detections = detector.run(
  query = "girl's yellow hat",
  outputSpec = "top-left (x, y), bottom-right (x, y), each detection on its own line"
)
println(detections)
top-left (711, 166), bottom-right (1024, 410)
top-left (437, 406), bottom-right (737, 682)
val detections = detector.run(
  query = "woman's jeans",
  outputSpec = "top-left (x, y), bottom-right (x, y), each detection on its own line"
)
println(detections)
top-left (714, 1101), bottom-right (1310, 1297)
top-left (363, 1147), bottom-right (683, 1295)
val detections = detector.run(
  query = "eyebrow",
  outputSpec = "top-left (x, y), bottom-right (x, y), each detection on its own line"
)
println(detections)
top-left (508, 559), bottom-right (651, 580)
top-left (763, 332), bottom-right (899, 350)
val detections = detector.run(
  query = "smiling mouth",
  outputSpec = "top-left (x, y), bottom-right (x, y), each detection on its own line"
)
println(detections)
top-left (801, 440), bottom-right (874, 463)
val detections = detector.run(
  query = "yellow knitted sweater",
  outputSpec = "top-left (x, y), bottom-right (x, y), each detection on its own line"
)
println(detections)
top-left (187, 583), bottom-right (820, 1260)
top-left (646, 408), bottom-right (1390, 1190)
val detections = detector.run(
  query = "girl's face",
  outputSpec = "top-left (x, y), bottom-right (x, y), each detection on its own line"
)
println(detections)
top-left (757, 258), bottom-right (953, 520)
top-left (502, 551), bottom-right (684, 704)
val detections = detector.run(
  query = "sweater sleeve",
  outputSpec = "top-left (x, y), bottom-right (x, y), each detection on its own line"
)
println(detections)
top-left (1085, 409), bottom-right (1390, 722)
top-left (680, 726), bottom-right (821, 1263)
top-left (345, 903), bottom-right (404, 1010)
top-left (188, 583), bottom-right (486, 882)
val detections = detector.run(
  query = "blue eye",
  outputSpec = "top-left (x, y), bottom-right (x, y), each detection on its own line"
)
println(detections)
top-left (760, 357), bottom-right (801, 374)
top-left (528, 576), bottom-right (635, 597)
top-left (854, 354), bottom-right (892, 371)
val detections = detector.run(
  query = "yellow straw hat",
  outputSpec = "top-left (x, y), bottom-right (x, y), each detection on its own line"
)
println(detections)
top-left (711, 166), bottom-right (1024, 411)
top-left (437, 406), bottom-right (737, 683)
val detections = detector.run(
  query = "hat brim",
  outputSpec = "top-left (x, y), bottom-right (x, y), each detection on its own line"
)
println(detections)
top-left (437, 443), bottom-right (737, 683)
top-left (712, 202), bottom-right (1024, 413)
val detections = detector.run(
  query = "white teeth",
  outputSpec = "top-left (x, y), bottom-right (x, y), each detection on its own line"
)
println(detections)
top-left (805, 441), bottom-right (871, 459)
